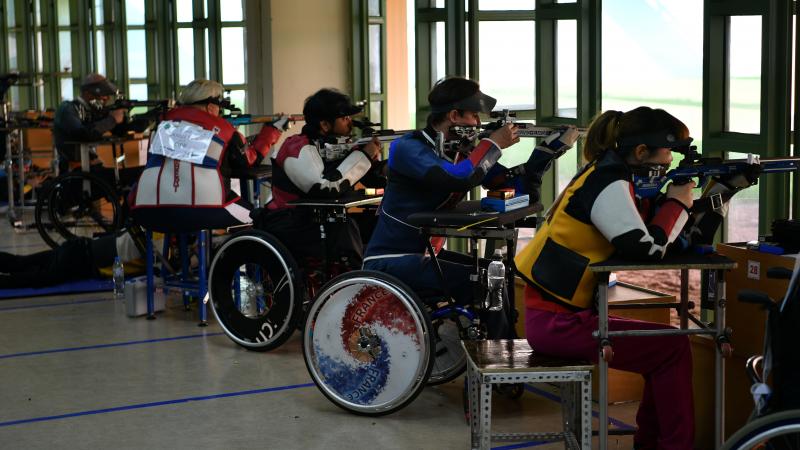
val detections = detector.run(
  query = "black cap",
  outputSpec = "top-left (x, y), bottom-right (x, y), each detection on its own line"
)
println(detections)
top-left (80, 74), bottom-right (118, 97)
top-left (618, 130), bottom-right (694, 150)
top-left (303, 89), bottom-right (363, 123)
top-left (430, 90), bottom-right (497, 114)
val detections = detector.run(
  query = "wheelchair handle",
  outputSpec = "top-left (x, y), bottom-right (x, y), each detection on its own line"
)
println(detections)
top-left (737, 289), bottom-right (775, 309)
top-left (766, 266), bottom-right (793, 280)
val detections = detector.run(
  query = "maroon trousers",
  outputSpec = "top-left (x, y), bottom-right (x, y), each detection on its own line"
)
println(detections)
top-left (525, 304), bottom-right (694, 450)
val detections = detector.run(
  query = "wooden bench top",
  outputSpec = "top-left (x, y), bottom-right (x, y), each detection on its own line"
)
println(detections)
top-left (462, 339), bottom-right (592, 373)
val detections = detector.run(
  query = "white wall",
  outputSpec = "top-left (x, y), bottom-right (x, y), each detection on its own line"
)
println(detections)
top-left (270, 0), bottom-right (351, 141)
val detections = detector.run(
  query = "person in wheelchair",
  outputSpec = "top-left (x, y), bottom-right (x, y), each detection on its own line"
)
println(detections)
top-left (129, 79), bottom-right (283, 232)
top-left (52, 73), bottom-right (145, 187)
top-left (251, 88), bottom-right (384, 271)
top-left (515, 107), bottom-right (760, 449)
top-left (362, 76), bottom-right (579, 339)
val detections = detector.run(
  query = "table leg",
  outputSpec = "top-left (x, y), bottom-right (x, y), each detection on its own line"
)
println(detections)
top-left (714, 269), bottom-right (727, 447)
top-left (680, 268), bottom-right (689, 329)
top-left (597, 272), bottom-right (610, 450)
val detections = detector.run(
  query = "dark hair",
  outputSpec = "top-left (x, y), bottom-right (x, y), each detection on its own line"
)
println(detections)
top-left (426, 77), bottom-right (481, 127)
top-left (301, 88), bottom-right (361, 138)
top-left (583, 106), bottom-right (690, 162)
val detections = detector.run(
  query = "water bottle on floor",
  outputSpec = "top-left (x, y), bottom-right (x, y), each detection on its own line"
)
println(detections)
top-left (112, 256), bottom-right (125, 301)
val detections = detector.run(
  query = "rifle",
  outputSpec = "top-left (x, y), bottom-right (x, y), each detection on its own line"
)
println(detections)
top-left (319, 120), bottom-right (412, 161)
top-left (481, 109), bottom-right (588, 138)
top-left (633, 148), bottom-right (800, 203)
top-left (223, 113), bottom-right (305, 127)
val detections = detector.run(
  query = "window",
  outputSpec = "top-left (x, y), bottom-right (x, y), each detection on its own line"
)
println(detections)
top-left (727, 16), bottom-right (761, 134)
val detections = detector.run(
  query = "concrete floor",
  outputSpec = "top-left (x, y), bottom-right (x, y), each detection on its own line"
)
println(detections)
top-left (0, 209), bottom-right (638, 449)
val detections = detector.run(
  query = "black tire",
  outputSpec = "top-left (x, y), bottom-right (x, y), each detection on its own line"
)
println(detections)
top-left (427, 311), bottom-right (470, 385)
top-left (34, 180), bottom-right (65, 248)
top-left (46, 172), bottom-right (121, 243)
top-left (722, 410), bottom-right (800, 450)
top-left (303, 270), bottom-right (434, 416)
top-left (208, 230), bottom-right (303, 352)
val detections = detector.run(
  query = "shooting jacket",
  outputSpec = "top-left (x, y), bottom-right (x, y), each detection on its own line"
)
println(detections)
top-left (131, 106), bottom-right (279, 210)
top-left (53, 98), bottom-right (120, 162)
top-left (267, 133), bottom-right (373, 210)
top-left (515, 150), bottom-right (689, 310)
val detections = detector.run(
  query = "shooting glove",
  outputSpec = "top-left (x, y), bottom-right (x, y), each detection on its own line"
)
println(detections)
top-left (272, 115), bottom-right (291, 131)
top-left (541, 127), bottom-right (581, 157)
top-left (715, 163), bottom-right (761, 190)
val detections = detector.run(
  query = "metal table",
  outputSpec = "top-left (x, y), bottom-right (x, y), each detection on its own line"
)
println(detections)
top-left (590, 253), bottom-right (737, 449)
top-left (406, 201), bottom-right (543, 329)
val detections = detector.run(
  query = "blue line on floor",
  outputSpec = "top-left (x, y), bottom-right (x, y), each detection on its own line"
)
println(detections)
top-left (0, 332), bottom-right (226, 360)
top-left (0, 298), bottom-right (110, 312)
top-left (492, 441), bottom-right (550, 450)
top-left (0, 382), bottom-right (316, 428)
top-left (524, 384), bottom-right (636, 430)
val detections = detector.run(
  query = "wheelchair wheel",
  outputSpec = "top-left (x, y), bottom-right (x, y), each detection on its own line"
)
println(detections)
top-left (427, 310), bottom-right (471, 385)
top-left (46, 172), bottom-right (121, 244)
top-left (721, 410), bottom-right (800, 450)
top-left (303, 270), bottom-right (433, 416)
top-left (34, 183), bottom-right (65, 248)
top-left (208, 230), bottom-right (302, 352)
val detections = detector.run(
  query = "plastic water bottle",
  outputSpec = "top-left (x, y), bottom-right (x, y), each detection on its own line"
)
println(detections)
top-left (485, 251), bottom-right (505, 311)
top-left (112, 256), bottom-right (125, 301)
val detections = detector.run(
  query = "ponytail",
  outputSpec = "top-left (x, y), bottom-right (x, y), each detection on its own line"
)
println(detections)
top-left (583, 110), bottom-right (623, 162)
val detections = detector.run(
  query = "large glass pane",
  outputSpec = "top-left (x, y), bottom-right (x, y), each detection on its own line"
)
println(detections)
top-left (126, 30), bottom-right (147, 78)
top-left (602, 0), bottom-right (703, 150)
top-left (727, 16), bottom-right (761, 134)
top-left (228, 89), bottom-right (246, 113)
top-left (60, 77), bottom-right (73, 101)
top-left (368, 0), bottom-right (381, 16)
top-left (58, 31), bottom-right (72, 71)
top-left (126, 0), bottom-right (146, 26)
top-left (177, 28), bottom-right (195, 85)
top-left (557, 141), bottom-right (579, 193)
top-left (95, 30), bottom-right (106, 73)
top-left (369, 24), bottom-right (382, 94)
top-left (205, 29), bottom-right (210, 79)
top-left (221, 28), bottom-right (245, 84)
top-left (220, 0), bottom-right (243, 22)
top-left (36, 32), bottom-right (43, 69)
top-left (34, 0), bottom-right (41, 26)
top-left (479, 21), bottom-right (535, 109)
top-left (8, 34), bottom-right (17, 70)
top-left (94, 0), bottom-right (104, 25)
top-left (726, 152), bottom-right (759, 242)
top-left (433, 22), bottom-right (445, 82)
top-left (57, 0), bottom-right (70, 26)
top-left (556, 20), bottom-right (577, 118)
top-left (176, 0), bottom-right (193, 22)
top-left (6, 0), bottom-right (14, 27)
top-left (479, 0), bottom-right (534, 10)
top-left (128, 83), bottom-right (148, 101)
top-left (369, 100), bottom-right (382, 126)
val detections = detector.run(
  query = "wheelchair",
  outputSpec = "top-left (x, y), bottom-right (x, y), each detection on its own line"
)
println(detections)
top-left (35, 142), bottom-right (140, 248)
top-left (300, 200), bottom-right (539, 416)
top-left (207, 201), bottom-right (374, 352)
top-left (300, 269), bottom-right (494, 415)
top-left (34, 169), bottom-right (122, 248)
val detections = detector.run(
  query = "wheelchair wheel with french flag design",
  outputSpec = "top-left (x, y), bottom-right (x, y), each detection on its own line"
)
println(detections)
top-left (302, 270), bottom-right (433, 416)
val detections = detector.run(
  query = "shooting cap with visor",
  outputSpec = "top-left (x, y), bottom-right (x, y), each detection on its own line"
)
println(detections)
top-left (618, 129), bottom-right (694, 153)
top-left (303, 89), bottom-right (363, 123)
top-left (80, 73), bottom-right (118, 97)
top-left (430, 90), bottom-right (497, 115)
